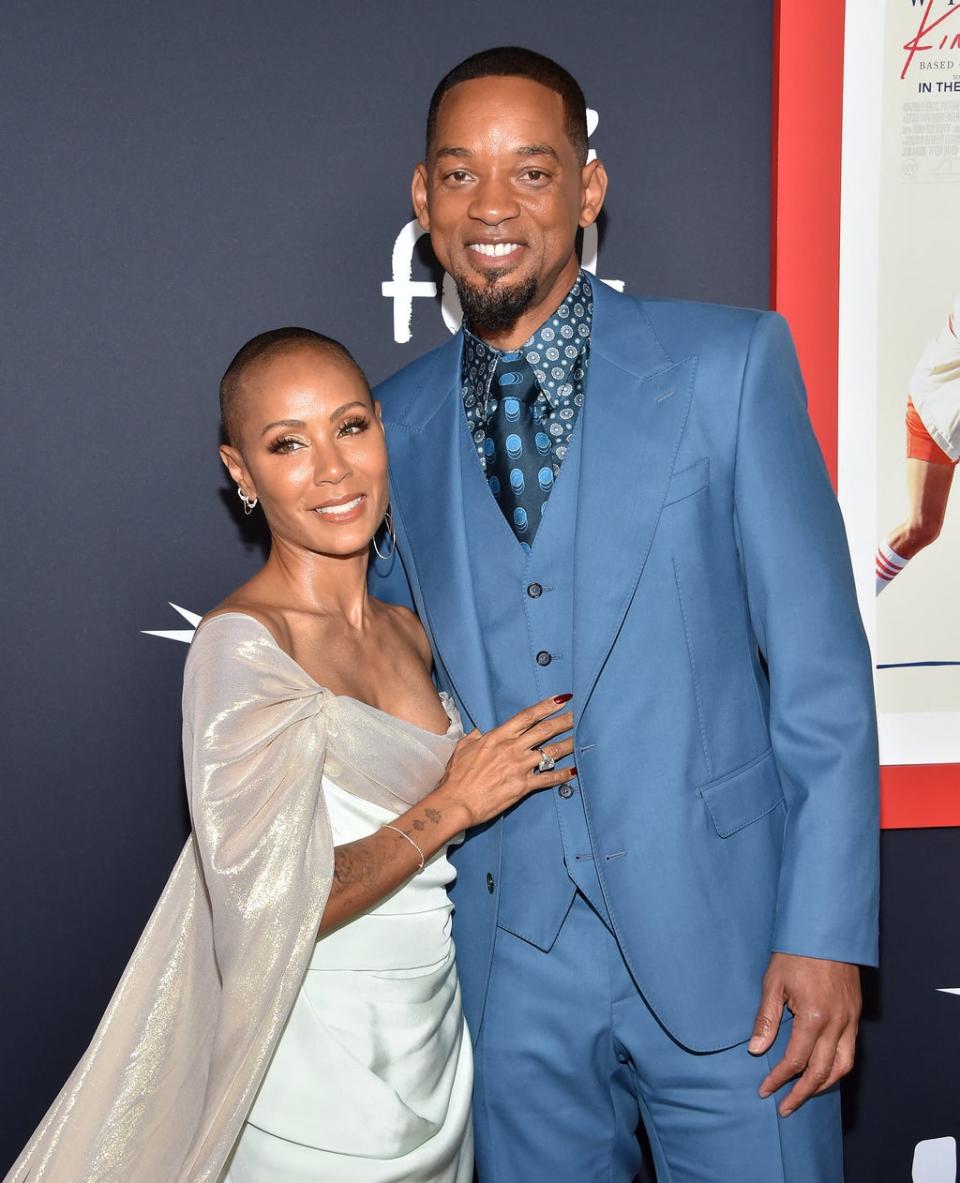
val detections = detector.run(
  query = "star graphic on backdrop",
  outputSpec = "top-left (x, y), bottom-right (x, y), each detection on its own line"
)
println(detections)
top-left (142, 603), bottom-right (202, 644)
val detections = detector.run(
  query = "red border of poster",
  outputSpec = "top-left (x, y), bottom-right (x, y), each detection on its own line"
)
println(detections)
top-left (772, 0), bottom-right (960, 829)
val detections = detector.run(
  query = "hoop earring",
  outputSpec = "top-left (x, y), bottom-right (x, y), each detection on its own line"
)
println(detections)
top-left (373, 506), bottom-right (396, 560)
top-left (237, 486), bottom-right (258, 516)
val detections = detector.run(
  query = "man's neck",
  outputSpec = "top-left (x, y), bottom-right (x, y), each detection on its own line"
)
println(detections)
top-left (472, 259), bottom-right (582, 351)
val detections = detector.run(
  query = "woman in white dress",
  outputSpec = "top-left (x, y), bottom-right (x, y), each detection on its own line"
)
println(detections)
top-left (6, 327), bottom-right (576, 1183)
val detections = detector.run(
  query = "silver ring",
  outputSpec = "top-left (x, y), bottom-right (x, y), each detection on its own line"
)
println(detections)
top-left (536, 749), bottom-right (556, 773)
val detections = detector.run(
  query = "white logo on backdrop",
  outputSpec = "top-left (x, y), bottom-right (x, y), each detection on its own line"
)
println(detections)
top-left (382, 108), bottom-right (625, 344)
top-left (913, 1137), bottom-right (956, 1183)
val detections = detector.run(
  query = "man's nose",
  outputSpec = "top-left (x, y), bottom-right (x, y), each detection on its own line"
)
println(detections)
top-left (468, 176), bottom-right (520, 225)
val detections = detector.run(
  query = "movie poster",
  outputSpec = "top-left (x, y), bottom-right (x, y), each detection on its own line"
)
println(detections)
top-left (839, 0), bottom-right (960, 765)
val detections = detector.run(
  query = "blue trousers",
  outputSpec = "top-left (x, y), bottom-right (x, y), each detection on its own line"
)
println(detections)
top-left (472, 893), bottom-right (843, 1182)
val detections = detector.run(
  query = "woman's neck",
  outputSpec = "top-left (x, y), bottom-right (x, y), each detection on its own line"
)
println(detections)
top-left (262, 537), bottom-right (372, 630)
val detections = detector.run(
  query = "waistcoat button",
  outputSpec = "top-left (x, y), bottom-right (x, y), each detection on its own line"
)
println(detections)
top-left (486, 872), bottom-right (495, 893)
top-left (527, 582), bottom-right (543, 598)
top-left (536, 650), bottom-right (552, 666)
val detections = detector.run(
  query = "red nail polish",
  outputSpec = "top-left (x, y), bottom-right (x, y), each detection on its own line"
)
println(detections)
top-left (553, 693), bottom-right (573, 704)
top-left (570, 766), bottom-right (578, 776)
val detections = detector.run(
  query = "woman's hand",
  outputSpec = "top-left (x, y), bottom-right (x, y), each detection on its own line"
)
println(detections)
top-left (433, 694), bottom-right (576, 828)
top-left (319, 695), bottom-right (574, 936)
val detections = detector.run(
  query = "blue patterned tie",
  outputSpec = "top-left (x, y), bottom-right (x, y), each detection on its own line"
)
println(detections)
top-left (484, 350), bottom-right (554, 545)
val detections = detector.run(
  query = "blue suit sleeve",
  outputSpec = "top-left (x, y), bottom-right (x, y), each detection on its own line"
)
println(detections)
top-left (733, 312), bottom-right (879, 967)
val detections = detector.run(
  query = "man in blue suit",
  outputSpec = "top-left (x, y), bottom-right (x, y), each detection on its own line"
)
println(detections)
top-left (371, 46), bottom-right (878, 1182)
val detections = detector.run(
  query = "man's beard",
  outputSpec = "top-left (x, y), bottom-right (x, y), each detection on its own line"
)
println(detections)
top-left (453, 266), bottom-right (539, 337)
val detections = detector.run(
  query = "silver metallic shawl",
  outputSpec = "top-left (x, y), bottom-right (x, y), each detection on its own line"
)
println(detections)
top-left (6, 613), bottom-right (459, 1183)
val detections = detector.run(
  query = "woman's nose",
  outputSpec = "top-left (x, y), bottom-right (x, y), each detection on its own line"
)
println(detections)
top-left (312, 442), bottom-right (350, 485)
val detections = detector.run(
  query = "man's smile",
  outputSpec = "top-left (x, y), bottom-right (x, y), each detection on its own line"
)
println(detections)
top-left (463, 241), bottom-right (530, 286)
top-left (468, 241), bottom-right (525, 259)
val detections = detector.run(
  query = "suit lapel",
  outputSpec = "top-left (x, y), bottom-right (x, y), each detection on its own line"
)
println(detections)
top-left (384, 284), bottom-right (696, 727)
top-left (384, 336), bottom-right (498, 732)
top-left (573, 285), bottom-right (697, 715)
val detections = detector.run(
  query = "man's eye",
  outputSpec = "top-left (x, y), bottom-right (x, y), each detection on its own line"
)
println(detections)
top-left (524, 170), bottom-right (548, 182)
top-left (446, 170), bottom-right (471, 183)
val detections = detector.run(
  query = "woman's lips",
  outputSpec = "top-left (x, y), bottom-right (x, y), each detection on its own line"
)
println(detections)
top-left (312, 493), bottom-right (366, 522)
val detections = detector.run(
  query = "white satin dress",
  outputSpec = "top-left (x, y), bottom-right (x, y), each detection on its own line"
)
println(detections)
top-left (221, 693), bottom-right (474, 1183)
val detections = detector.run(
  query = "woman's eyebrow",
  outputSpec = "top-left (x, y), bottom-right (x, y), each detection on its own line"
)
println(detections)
top-left (260, 418), bottom-right (306, 436)
top-left (329, 401), bottom-right (368, 419)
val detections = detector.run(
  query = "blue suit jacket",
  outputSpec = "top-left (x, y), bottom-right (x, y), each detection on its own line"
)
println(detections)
top-left (371, 280), bottom-right (879, 1052)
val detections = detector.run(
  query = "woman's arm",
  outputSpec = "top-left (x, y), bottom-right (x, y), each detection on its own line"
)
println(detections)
top-left (320, 792), bottom-right (470, 934)
top-left (319, 694), bottom-right (575, 936)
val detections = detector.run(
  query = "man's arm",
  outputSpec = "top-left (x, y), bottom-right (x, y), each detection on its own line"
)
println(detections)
top-left (731, 311), bottom-right (879, 1113)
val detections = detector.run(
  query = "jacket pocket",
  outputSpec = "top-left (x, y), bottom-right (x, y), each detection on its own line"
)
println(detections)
top-left (663, 457), bottom-right (709, 507)
top-left (698, 747), bottom-right (784, 837)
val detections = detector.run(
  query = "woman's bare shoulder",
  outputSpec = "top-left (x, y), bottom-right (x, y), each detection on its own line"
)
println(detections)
top-left (196, 588), bottom-right (290, 650)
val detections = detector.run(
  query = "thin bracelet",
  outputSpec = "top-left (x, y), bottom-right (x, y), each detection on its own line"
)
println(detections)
top-left (382, 824), bottom-right (425, 872)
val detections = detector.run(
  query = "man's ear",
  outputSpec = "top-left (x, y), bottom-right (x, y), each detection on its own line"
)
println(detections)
top-left (411, 163), bottom-right (430, 231)
top-left (219, 444), bottom-right (255, 499)
top-left (578, 158), bottom-right (608, 229)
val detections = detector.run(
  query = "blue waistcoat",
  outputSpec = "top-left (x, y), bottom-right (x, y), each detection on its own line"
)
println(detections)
top-left (459, 426), bottom-right (608, 947)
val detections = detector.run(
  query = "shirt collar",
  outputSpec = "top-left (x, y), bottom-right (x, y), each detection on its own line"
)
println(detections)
top-left (461, 270), bottom-right (593, 411)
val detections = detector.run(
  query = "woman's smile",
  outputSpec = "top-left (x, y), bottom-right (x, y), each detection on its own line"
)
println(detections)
top-left (311, 492), bottom-right (367, 522)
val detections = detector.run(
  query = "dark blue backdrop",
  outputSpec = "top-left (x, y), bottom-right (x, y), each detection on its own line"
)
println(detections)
top-left (1, 3), bottom-right (956, 1179)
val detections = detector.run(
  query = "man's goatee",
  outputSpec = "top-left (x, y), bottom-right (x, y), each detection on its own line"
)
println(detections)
top-left (454, 269), bottom-right (539, 337)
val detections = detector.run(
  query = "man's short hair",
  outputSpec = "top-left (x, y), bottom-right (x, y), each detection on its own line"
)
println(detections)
top-left (219, 327), bottom-right (365, 446)
top-left (425, 46), bottom-right (588, 165)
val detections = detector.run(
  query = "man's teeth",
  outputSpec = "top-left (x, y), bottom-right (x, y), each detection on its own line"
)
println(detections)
top-left (471, 242), bottom-right (521, 257)
top-left (316, 496), bottom-right (363, 516)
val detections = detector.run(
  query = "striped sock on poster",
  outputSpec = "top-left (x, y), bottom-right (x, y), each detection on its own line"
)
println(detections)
top-left (876, 541), bottom-right (909, 593)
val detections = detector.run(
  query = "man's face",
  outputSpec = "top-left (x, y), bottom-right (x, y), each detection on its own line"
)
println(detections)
top-left (412, 75), bottom-right (605, 341)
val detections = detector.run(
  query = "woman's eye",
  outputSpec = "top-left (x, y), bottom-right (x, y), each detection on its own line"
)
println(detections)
top-left (268, 436), bottom-right (304, 454)
top-left (339, 416), bottom-right (369, 437)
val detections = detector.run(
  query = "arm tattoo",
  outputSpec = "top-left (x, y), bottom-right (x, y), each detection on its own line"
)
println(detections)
top-left (333, 843), bottom-right (378, 888)
top-left (412, 819), bottom-right (426, 831)
top-left (425, 808), bottom-right (441, 824)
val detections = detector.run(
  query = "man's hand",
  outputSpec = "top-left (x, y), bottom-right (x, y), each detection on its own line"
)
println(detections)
top-left (748, 952), bottom-right (861, 1116)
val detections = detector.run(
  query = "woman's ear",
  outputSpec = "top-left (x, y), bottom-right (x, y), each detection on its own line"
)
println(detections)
top-left (219, 444), bottom-right (256, 500)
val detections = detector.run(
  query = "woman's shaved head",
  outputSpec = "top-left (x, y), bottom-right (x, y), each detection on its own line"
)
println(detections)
top-left (219, 327), bottom-right (368, 446)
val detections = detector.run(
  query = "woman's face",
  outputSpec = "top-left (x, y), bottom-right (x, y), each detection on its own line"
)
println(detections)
top-left (220, 345), bottom-right (388, 560)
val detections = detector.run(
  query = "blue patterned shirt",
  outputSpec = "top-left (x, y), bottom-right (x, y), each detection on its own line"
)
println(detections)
top-left (461, 271), bottom-right (593, 478)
